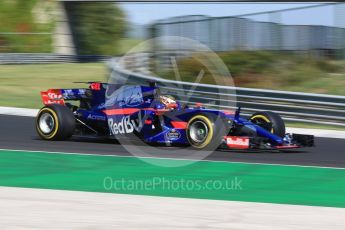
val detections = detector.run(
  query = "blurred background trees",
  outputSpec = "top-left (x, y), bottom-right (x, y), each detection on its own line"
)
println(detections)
top-left (0, 1), bottom-right (127, 55)
top-left (65, 2), bottom-right (127, 55)
top-left (0, 0), bottom-right (54, 52)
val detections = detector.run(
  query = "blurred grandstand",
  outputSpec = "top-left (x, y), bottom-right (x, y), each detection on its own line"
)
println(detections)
top-left (149, 3), bottom-right (345, 59)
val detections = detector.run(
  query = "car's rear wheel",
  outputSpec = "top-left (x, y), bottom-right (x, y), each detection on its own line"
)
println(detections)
top-left (250, 111), bottom-right (285, 138)
top-left (36, 104), bottom-right (75, 140)
top-left (186, 114), bottom-right (227, 150)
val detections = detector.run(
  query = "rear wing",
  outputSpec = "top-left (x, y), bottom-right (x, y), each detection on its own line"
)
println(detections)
top-left (41, 89), bottom-right (66, 105)
top-left (40, 82), bottom-right (105, 105)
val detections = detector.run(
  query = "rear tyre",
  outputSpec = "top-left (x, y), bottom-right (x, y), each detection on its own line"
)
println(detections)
top-left (36, 104), bottom-right (75, 140)
top-left (250, 111), bottom-right (285, 138)
top-left (186, 114), bottom-right (227, 150)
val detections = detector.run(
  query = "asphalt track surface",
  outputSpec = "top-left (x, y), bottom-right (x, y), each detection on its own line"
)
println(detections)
top-left (1, 114), bottom-right (344, 168)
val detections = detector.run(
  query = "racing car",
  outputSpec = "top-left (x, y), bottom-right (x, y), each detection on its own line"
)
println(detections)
top-left (35, 82), bottom-right (314, 150)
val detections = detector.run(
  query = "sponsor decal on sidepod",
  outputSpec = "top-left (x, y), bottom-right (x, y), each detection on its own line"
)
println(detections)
top-left (108, 116), bottom-right (141, 135)
top-left (87, 114), bottom-right (106, 121)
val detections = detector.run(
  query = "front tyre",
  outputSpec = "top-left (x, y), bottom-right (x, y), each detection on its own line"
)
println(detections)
top-left (36, 104), bottom-right (75, 140)
top-left (186, 114), bottom-right (226, 150)
top-left (250, 111), bottom-right (285, 138)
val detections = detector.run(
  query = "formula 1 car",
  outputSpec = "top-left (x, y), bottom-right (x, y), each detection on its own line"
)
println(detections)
top-left (35, 82), bottom-right (314, 150)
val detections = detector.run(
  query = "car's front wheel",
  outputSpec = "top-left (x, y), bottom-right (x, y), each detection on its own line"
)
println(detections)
top-left (250, 111), bottom-right (285, 138)
top-left (36, 104), bottom-right (75, 140)
top-left (186, 114), bottom-right (227, 150)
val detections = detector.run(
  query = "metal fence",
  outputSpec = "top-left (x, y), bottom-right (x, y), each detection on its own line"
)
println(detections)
top-left (0, 53), bottom-right (109, 64)
top-left (150, 3), bottom-right (345, 58)
top-left (111, 59), bottom-right (345, 127)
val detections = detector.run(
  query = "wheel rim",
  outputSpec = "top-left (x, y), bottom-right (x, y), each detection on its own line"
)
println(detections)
top-left (39, 113), bottom-right (55, 134)
top-left (189, 120), bottom-right (209, 143)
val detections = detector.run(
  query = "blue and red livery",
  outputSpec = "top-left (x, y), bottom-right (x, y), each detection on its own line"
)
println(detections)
top-left (36, 82), bottom-right (314, 150)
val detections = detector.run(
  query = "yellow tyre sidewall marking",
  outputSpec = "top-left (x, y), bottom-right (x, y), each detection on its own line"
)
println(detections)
top-left (250, 115), bottom-right (274, 133)
top-left (36, 108), bottom-right (59, 140)
top-left (187, 115), bottom-right (214, 149)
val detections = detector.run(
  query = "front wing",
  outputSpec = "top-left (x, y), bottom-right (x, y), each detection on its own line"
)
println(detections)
top-left (221, 134), bottom-right (314, 150)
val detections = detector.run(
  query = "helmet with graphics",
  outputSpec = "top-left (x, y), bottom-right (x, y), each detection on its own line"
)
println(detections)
top-left (159, 95), bottom-right (177, 109)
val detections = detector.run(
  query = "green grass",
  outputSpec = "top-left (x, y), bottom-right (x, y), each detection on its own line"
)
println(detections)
top-left (1, 149), bottom-right (345, 208)
top-left (0, 63), bottom-right (107, 108)
top-left (280, 72), bottom-right (345, 95)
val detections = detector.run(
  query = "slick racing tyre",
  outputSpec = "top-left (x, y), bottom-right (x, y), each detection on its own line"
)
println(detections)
top-left (250, 111), bottom-right (285, 138)
top-left (186, 114), bottom-right (227, 150)
top-left (36, 104), bottom-right (75, 140)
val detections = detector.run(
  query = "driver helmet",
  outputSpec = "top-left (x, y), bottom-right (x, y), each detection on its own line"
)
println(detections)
top-left (159, 95), bottom-right (177, 109)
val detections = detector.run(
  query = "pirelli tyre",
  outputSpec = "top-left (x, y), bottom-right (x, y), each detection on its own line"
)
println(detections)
top-left (186, 114), bottom-right (227, 150)
top-left (250, 111), bottom-right (285, 138)
top-left (36, 104), bottom-right (75, 140)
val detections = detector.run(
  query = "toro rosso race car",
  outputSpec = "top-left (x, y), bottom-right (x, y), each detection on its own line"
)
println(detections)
top-left (36, 82), bottom-right (314, 150)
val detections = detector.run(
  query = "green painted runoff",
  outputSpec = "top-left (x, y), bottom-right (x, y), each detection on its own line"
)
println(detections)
top-left (0, 150), bottom-right (345, 208)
